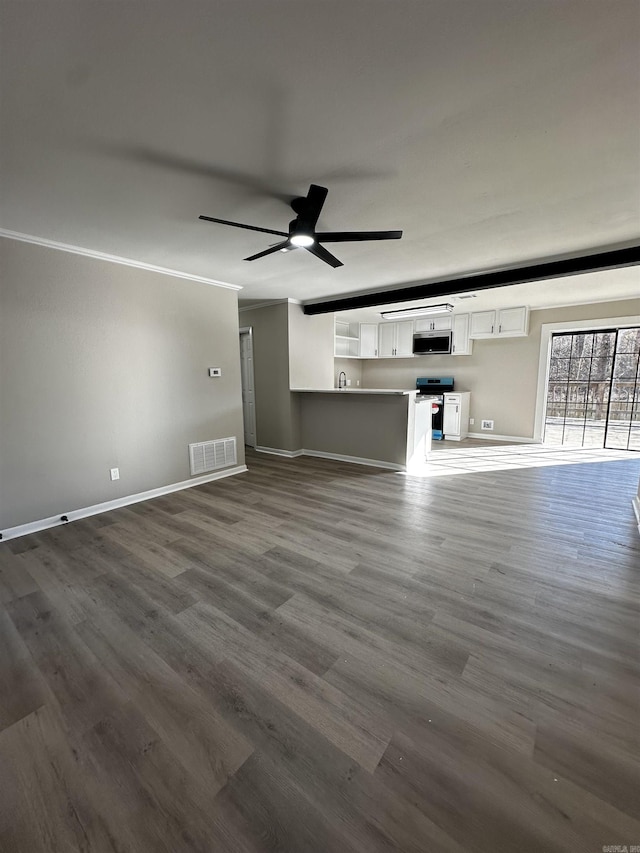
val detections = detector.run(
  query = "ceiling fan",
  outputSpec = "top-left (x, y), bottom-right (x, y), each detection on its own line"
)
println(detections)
top-left (199, 183), bottom-right (402, 268)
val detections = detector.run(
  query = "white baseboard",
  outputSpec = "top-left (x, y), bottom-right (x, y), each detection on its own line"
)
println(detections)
top-left (302, 449), bottom-right (404, 471)
top-left (0, 465), bottom-right (247, 542)
top-left (633, 494), bottom-right (640, 536)
top-left (467, 432), bottom-right (537, 443)
top-left (254, 446), bottom-right (305, 458)
top-left (254, 445), bottom-right (404, 471)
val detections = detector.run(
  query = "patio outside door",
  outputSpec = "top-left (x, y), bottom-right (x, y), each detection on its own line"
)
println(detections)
top-left (543, 327), bottom-right (640, 450)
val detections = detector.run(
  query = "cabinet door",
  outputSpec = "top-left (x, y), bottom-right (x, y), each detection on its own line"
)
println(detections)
top-left (395, 321), bottom-right (414, 357)
top-left (414, 317), bottom-right (452, 332)
top-left (452, 313), bottom-right (472, 355)
top-left (359, 323), bottom-right (378, 358)
top-left (497, 306), bottom-right (529, 337)
top-left (430, 316), bottom-right (453, 331)
top-left (469, 310), bottom-right (497, 338)
top-left (378, 323), bottom-right (396, 357)
top-left (443, 396), bottom-right (461, 436)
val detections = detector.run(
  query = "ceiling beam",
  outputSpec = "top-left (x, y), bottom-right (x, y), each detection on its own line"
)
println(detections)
top-left (302, 245), bottom-right (640, 315)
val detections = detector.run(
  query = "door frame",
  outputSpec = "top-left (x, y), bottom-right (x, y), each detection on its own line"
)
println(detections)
top-left (533, 313), bottom-right (640, 442)
top-left (239, 326), bottom-right (258, 448)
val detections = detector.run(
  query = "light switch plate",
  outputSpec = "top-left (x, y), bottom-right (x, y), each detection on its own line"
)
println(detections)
top-left (208, 367), bottom-right (222, 377)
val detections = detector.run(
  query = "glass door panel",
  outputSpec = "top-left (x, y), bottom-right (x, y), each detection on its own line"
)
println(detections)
top-left (544, 328), bottom-right (639, 450)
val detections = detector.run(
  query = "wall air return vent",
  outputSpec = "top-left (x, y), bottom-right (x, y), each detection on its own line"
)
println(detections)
top-left (189, 437), bottom-right (237, 476)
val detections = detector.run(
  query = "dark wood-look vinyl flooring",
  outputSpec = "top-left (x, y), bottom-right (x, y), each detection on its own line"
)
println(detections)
top-left (1, 447), bottom-right (639, 852)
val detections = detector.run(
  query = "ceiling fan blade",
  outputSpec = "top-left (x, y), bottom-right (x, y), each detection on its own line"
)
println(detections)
top-left (304, 242), bottom-right (343, 268)
top-left (298, 184), bottom-right (329, 228)
top-left (316, 230), bottom-right (403, 243)
top-left (199, 215), bottom-right (288, 237)
top-left (244, 240), bottom-right (291, 261)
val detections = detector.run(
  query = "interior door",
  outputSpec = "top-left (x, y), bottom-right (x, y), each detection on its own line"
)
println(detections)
top-left (239, 329), bottom-right (257, 447)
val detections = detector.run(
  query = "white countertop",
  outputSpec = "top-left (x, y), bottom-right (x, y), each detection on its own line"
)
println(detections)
top-left (291, 388), bottom-right (417, 396)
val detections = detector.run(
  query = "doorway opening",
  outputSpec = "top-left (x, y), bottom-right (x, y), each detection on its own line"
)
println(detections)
top-left (239, 327), bottom-right (257, 448)
top-left (543, 326), bottom-right (640, 450)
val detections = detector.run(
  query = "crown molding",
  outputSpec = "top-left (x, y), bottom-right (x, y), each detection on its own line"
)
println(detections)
top-left (0, 229), bottom-right (243, 291)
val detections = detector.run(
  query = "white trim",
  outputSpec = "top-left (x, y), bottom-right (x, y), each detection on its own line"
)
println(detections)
top-left (466, 433), bottom-right (537, 443)
top-left (301, 449), bottom-right (405, 470)
top-left (254, 446), bottom-right (305, 458)
top-left (633, 494), bottom-right (640, 537)
top-left (0, 465), bottom-right (247, 542)
top-left (0, 229), bottom-right (242, 291)
top-left (533, 314), bottom-right (640, 442)
top-left (239, 328), bottom-right (257, 449)
top-left (254, 445), bottom-right (404, 470)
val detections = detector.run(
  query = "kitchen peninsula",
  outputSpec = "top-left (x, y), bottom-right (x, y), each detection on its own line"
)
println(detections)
top-left (291, 388), bottom-right (431, 471)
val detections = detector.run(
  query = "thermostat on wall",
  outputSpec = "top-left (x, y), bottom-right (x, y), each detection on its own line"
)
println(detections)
top-left (208, 367), bottom-right (222, 377)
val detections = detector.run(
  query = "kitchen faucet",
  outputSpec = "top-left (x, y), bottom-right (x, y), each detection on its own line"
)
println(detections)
top-left (338, 371), bottom-right (347, 389)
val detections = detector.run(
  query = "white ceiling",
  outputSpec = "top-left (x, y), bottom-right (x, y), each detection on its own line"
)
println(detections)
top-left (1, 1), bottom-right (639, 311)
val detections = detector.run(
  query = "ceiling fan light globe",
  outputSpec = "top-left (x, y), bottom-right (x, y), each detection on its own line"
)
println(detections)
top-left (290, 233), bottom-right (315, 247)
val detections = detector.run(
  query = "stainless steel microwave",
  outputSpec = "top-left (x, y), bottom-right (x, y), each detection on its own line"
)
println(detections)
top-left (412, 330), bottom-right (452, 355)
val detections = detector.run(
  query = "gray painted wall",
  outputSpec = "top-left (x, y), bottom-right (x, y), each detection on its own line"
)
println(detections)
top-left (0, 238), bottom-right (245, 530)
top-left (298, 393), bottom-right (411, 466)
top-left (239, 303), bottom-right (300, 452)
top-left (288, 304), bottom-right (334, 390)
top-left (334, 358), bottom-right (363, 389)
top-left (361, 299), bottom-right (640, 438)
top-left (239, 302), bottom-right (336, 452)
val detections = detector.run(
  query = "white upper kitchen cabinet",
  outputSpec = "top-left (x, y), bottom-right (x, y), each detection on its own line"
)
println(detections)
top-left (497, 306), bottom-right (530, 336)
top-left (469, 306), bottom-right (529, 339)
top-left (396, 320), bottom-right (414, 356)
top-left (359, 323), bottom-right (378, 358)
top-left (334, 318), bottom-right (360, 357)
top-left (469, 310), bottom-right (496, 338)
top-left (414, 316), bottom-right (453, 332)
top-left (452, 313), bottom-right (472, 355)
top-left (378, 321), bottom-right (414, 357)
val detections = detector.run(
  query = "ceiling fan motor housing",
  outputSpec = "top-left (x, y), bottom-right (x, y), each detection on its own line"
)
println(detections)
top-left (199, 182), bottom-right (401, 268)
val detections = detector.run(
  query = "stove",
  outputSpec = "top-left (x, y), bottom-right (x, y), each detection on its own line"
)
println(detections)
top-left (416, 377), bottom-right (454, 440)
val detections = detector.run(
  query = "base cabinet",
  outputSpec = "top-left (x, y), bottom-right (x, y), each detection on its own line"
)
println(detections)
top-left (443, 392), bottom-right (471, 440)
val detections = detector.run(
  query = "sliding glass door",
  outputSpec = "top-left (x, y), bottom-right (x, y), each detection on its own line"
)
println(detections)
top-left (543, 327), bottom-right (640, 450)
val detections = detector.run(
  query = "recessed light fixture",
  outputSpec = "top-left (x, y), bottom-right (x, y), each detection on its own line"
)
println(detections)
top-left (380, 303), bottom-right (454, 320)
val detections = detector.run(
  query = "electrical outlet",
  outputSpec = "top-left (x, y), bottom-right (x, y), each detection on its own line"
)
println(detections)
top-left (208, 367), bottom-right (221, 377)
top-left (346, 379), bottom-right (352, 386)
top-left (469, 418), bottom-right (475, 426)
top-left (481, 420), bottom-right (494, 431)
top-left (110, 467), bottom-right (120, 481)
